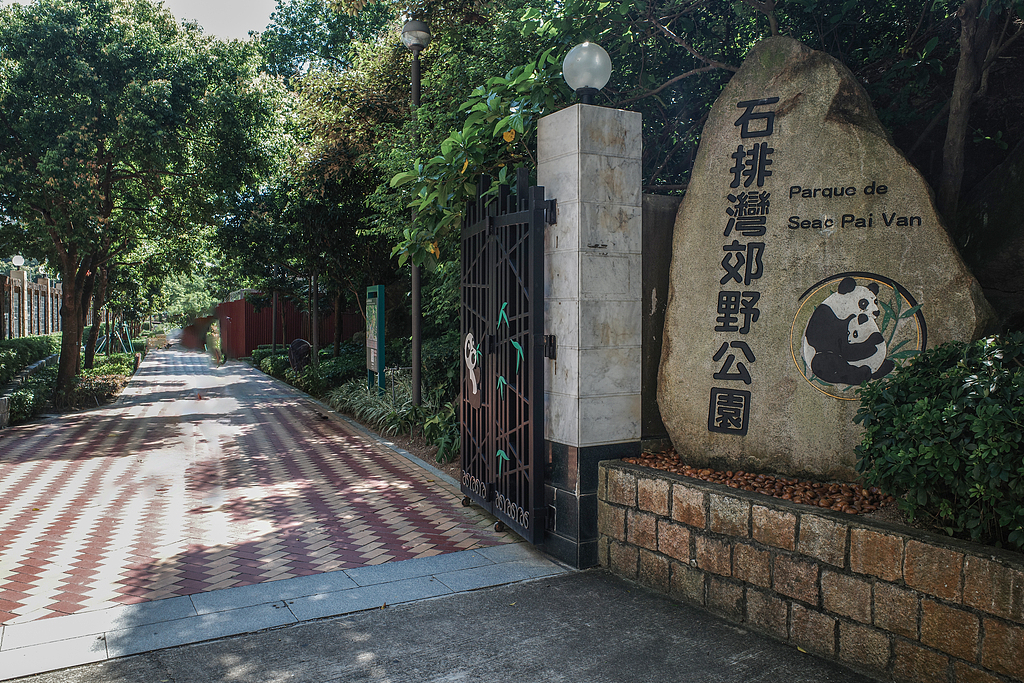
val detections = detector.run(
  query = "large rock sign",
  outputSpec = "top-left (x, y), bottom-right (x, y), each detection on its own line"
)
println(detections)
top-left (658, 37), bottom-right (994, 479)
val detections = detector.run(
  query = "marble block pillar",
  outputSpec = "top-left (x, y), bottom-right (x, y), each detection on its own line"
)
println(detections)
top-left (538, 104), bottom-right (643, 568)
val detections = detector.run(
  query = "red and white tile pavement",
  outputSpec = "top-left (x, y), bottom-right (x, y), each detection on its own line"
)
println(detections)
top-left (0, 349), bottom-right (510, 626)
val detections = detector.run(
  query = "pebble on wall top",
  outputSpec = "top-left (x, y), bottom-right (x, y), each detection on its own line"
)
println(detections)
top-left (657, 37), bottom-right (993, 480)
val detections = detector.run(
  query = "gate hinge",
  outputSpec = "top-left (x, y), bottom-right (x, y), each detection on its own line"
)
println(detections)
top-left (543, 335), bottom-right (557, 360)
top-left (544, 199), bottom-right (557, 225)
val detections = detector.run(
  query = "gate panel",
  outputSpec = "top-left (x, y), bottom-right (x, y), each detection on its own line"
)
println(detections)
top-left (460, 170), bottom-right (551, 543)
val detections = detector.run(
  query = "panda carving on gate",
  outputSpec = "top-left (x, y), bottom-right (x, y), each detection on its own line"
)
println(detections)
top-left (800, 276), bottom-right (895, 386)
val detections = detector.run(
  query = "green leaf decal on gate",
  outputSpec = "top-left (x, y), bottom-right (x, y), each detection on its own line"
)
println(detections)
top-left (498, 302), bottom-right (509, 331)
top-left (497, 449), bottom-right (509, 476)
top-left (497, 375), bottom-right (507, 398)
top-left (510, 340), bottom-right (523, 373)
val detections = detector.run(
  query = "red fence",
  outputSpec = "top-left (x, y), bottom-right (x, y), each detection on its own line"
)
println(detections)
top-left (216, 296), bottom-right (363, 360)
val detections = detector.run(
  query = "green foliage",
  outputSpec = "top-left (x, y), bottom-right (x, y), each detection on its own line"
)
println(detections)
top-left (259, 353), bottom-right (292, 378)
top-left (0, 334), bottom-right (61, 385)
top-left (318, 341), bottom-right (366, 388)
top-left (390, 47), bottom-right (569, 267)
top-left (7, 364), bottom-right (58, 424)
top-left (325, 374), bottom-right (460, 463)
top-left (855, 334), bottom-right (1024, 550)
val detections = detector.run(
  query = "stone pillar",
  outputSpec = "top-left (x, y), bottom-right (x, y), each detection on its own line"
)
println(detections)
top-left (37, 277), bottom-right (50, 334)
top-left (538, 104), bottom-right (643, 568)
top-left (10, 270), bottom-right (27, 338)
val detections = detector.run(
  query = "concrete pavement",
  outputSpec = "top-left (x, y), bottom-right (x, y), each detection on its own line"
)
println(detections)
top-left (10, 568), bottom-right (874, 683)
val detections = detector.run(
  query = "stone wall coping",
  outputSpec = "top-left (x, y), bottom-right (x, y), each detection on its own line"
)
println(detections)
top-left (601, 459), bottom-right (1024, 571)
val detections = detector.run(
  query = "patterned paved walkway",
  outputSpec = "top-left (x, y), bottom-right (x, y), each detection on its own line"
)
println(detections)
top-left (0, 348), bottom-right (509, 626)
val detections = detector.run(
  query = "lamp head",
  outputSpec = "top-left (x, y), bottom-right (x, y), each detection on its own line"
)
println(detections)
top-left (12, 255), bottom-right (24, 267)
top-left (562, 42), bottom-right (611, 104)
top-left (401, 20), bottom-right (431, 51)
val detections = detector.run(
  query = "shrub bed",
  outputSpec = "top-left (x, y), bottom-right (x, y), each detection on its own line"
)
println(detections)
top-left (855, 333), bottom-right (1024, 550)
top-left (0, 334), bottom-right (61, 385)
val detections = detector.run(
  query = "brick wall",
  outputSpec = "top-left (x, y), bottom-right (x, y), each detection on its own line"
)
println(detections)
top-left (598, 460), bottom-right (1024, 683)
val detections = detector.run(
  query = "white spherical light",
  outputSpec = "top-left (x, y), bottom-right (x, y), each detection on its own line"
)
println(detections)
top-left (12, 255), bottom-right (24, 267)
top-left (562, 42), bottom-right (612, 92)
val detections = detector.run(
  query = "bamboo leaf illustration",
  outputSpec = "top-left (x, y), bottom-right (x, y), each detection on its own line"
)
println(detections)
top-left (497, 449), bottom-right (509, 476)
top-left (899, 304), bottom-right (923, 319)
top-left (497, 375), bottom-right (507, 398)
top-left (497, 302), bottom-right (509, 331)
top-left (510, 340), bottom-right (523, 373)
top-left (878, 299), bottom-right (895, 335)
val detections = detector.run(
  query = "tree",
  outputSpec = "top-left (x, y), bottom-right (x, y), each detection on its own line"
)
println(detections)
top-left (0, 0), bottom-right (283, 406)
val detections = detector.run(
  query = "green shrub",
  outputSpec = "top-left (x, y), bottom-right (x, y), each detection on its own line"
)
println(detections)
top-left (8, 364), bottom-right (57, 424)
top-left (854, 333), bottom-right (1024, 550)
top-left (252, 345), bottom-right (287, 367)
top-left (422, 328), bottom-right (460, 402)
top-left (325, 375), bottom-right (460, 463)
top-left (259, 353), bottom-right (290, 378)
top-left (0, 334), bottom-right (61, 384)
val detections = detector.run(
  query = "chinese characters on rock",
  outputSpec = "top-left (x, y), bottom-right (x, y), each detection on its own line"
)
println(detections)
top-left (708, 97), bottom-right (778, 437)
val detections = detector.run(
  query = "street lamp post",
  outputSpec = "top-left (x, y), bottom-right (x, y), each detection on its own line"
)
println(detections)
top-left (562, 42), bottom-right (612, 105)
top-left (402, 19), bottom-right (431, 407)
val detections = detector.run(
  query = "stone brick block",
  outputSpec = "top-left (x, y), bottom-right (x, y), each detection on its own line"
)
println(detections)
top-left (639, 548), bottom-right (670, 593)
top-left (710, 494), bottom-right (750, 537)
top-left (672, 484), bottom-right (706, 529)
top-left (798, 514), bottom-right (847, 567)
top-left (850, 528), bottom-right (904, 582)
top-left (597, 464), bottom-right (607, 501)
top-left (707, 576), bottom-right (744, 620)
top-left (791, 603), bottom-right (836, 657)
top-left (733, 542), bottom-right (771, 588)
top-left (874, 581), bottom-right (919, 640)
top-left (981, 618), bottom-right (1024, 679)
top-left (627, 509), bottom-right (657, 551)
top-left (921, 599), bottom-right (980, 662)
top-left (953, 662), bottom-right (1004, 683)
top-left (747, 589), bottom-right (788, 640)
top-left (657, 519), bottom-right (690, 562)
top-left (964, 555), bottom-right (1024, 622)
top-left (821, 570), bottom-right (871, 623)
top-left (597, 502), bottom-right (626, 541)
top-left (607, 467), bottom-right (637, 507)
top-left (609, 540), bottom-right (638, 579)
top-left (904, 540), bottom-right (964, 602)
top-left (838, 621), bottom-right (891, 674)
top-left (773, 555), bottom-right (819, 605)
top-left (638, 476), bottom-right (670, 516)
top-left (670, 560), bottom-right (705, 604)
top-left (598, 536), bottom-right (610, 567)
top-left (752, 505), bottom-right (796, 550)
top-left (893, 641), bottom-right (950, 683)
top-left (695, 535), bottom-right (731, 577)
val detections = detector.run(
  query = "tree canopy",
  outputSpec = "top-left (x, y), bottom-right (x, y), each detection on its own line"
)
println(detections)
top-left (0, 0), bottom-right (284, 404)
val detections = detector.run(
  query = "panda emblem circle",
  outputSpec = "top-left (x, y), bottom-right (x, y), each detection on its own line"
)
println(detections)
top-left (790, 273), bottom-right (926, 400)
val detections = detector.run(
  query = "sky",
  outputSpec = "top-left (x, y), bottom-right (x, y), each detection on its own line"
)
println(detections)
top-left (0, 0), bottom-right (278, 40)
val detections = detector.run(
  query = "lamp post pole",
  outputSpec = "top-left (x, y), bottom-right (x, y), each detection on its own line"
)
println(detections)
top-left (402, 20), bottom-right (430, 407)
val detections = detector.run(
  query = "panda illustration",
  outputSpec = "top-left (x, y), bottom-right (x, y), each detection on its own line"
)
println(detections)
top-left (801, 277), bottom-right (895, 386)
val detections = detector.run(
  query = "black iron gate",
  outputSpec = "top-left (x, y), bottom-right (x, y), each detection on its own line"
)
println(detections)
top-left (460, 168), bottom-right (553, 543)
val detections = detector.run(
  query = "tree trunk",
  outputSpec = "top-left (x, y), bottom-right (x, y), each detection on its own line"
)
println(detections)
top-left (54, 278), bottom-right (82, 409)
top-left (76, 264), bottom-right (95, 376)
top-left (311, 271), bottom-right (319, 369)
top-left (938, 0), bottom-right (999, 224)
top-left (84, 266), bottom-right (107, 369)
top-left (271, 290), bottom-right (278, 353)
top-left (333, 289), bottom-right (343, 357)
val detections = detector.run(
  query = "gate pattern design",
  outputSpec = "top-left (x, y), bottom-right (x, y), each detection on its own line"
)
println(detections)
top-left (460, 169), bottom-right (552, 543)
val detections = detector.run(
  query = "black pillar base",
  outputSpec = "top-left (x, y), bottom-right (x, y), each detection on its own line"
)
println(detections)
top-left (541, 440), bottom-right (640, 568)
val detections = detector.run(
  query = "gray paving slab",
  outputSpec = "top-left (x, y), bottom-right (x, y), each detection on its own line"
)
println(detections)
top-left (343, 548), bottom-right (492, 586)
top-left (12, 570), bottom-right (878, 683)
top-left (0, 634), bottom-right (106, 681)
top-left (190, 571), bottom-right (359, 615)
top-left (104, 602), bottom-right (298, 658)
top-left (1, 597), bottom-right (197, 650)
top-left (433, 558), bottom-right (566, 592)
top-left (284, 576), bottom-right (453, 622)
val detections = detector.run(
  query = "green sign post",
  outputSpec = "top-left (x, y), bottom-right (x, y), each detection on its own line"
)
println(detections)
top-left (366, 285), bottom-right (385, 392)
